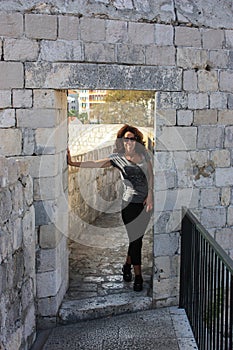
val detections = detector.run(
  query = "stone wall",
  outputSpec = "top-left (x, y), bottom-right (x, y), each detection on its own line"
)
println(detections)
top-left (0, 157), bottom-right (35, 350)
top-left (68, 145), bottom-right (121, 241)
top-left (0, 0), bottom-right (232, 335)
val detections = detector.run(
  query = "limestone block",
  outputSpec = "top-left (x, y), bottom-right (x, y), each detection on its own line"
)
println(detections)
top-left (116, 44), bottom-right (144, 64)
top-left (215, 227), bottom-right (233, 251)
top-left (156, 126), bottom-right (197, 151)
top-left (200, 188), bottom-right (219, 207)
top-left (0, 188), bottom-right (12, 224)
top-left (22, 128), bottom-right (35, 155)
top-left (155, 24), bottom-right (173, 46)
top-left (225, 30), bottom-right (233, 48)
top-left (33, 89), bottom-right (66, 109)
top-left (154, 170), bottom-right (176, 190)
top-left (216, 167), bottom-right (233, 186)
top-left (37, 236), bottom-right (66, 273)
top-left (4, 39), bottom-right (39, 61)
top-left (13, 89), bottom-right (33, 108)
top-left (39, 223), bottom-right (63, 249)
top-left (188, 93), bottom-right (208, 109)
top-left (37, 276), bottom-right (67, 316)
top-left (183, 70), bottom-right (197, 91)
top-left (177, 48), bottom-right (208, 69)
top-left (193, 109), bottom-right (217, 125)
top-left (225, 126), bottom-right (233, 148)
top-left (154, 188), bottom-right (199, 212)
top-left (0, 62), bottom-right (23, 89)
top-left (145, 46), bottom-right (175, 66)
top-left (220, 71), bottom-right (233, 92)
top-left (23, 304), bottom-right (36, 340)
top-left (202, 29), bottom-right (224, 49)
top-left (227, 206), bottom-right (233, 226)
top-left (35, 128), bottom-right (57, 155)
top-left (34, 174), bottom-right (62, 201)
top-left (154, 210), bottom-right (181, 234)
top-left (0, 90), bottom-right (11, 108)
top-left (80, 18), bottom-right (105, 42)
top-left (58, 16), bottom-right (79, 40)
top-left (23, 207), bottom-right (36, 276)
top-left (25, 14), bottom-right (57, 40)
top-left (0, 12), bottom-right (23, 37)
top-left (156, 109), bottom-right (176, 126)
top-left (154, 151), bottom-right (174, 171)
top-left (106, 20), bottom-right (128, 43)
top-left (211, 149), bottom-right (230, 167)
top-left (12, 182), bottom-right (24, 216)
top-left (34, 199), bottom-right (57, 226)
top-left (40, 40), bottom-right (83, 62)
top-left (84, 42), bottom-right (115, 63)
top-left (209, 50), bottom-right (228, 69)
top-left (177, 110), bottom-right (193, 126)
top-left (25, 62), bottom-right (182, 91)
top-left (154, 232), bottom-right (179, 257)
top-left (156, 92), bottom-right (187, 109)
top-left (0, 129), bottom-right (22, 156)
top-left (198, 70), bottom-right (218, 92)
top-left (228, 94), bottom-right (233, 109)
top-left (36, 268), bottom-right (62, 298)
top-left (23, 154), bottom-right (59, 178)
top-left (0, 109), bottom-right (15, 128)
top-left (16, 108), bottom-right (59, 128)
top-left (154, 255), bottom-right (179, 280)
top-left (197, 125), bottom-right (224, 149)
top-left (153, 277), bottom-right (179, 303)
top-left (210, 92), bottom-right (227, 109)
top-left (175, 27), bottom-right (201, 47)
top-left (218, 110), bottom-right (233, 125)
top-left (201, 207), bottom-right (226, 228)
top-left (128, 22), bottom-right (154, 45)
top-left (220, 187), bottom-right (231, 206)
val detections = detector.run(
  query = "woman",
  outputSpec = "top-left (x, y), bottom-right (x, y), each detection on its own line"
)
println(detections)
top-left (67, 124), bottom-right (153, 292)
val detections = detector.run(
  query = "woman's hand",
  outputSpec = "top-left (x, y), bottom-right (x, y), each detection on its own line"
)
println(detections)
top-left (67, 148), bottom-right (73, 166)
top-left (144, 191), bottom-right (153, 212)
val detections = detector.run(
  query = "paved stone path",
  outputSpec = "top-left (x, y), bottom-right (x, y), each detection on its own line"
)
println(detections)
top-left (66, 201), bottom-right (154, 300)
top-left (33, 307), bottom-right (198, 350)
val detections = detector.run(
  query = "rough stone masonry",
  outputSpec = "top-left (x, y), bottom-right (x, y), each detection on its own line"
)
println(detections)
top-left (0, 0), bottom-right (233, 349)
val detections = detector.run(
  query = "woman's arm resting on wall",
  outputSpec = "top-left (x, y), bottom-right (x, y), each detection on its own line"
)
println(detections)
top-left (67, 148), bottom-right (111, 168)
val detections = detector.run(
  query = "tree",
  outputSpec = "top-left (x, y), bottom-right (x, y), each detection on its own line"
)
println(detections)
top-left (92, 90), bottom-right (155, 126)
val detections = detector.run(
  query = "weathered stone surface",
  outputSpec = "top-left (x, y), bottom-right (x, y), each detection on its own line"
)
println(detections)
top-left (175, 27), bottom-right (201, 47)
top-left (58, 15), bottom-right (79, 40)
top-left (13, 89), bottom-right (33, 108)
top-left (145, 46), bottom-right (175, 66)
top-left (193, 110), bottom-right (217, 125)
top-left (0, 129), bottom-right (22, 156)
top-left (4, 38), bottom-right (39, 61)
top-left (0, 62), bottom-right (24, 89)
top-left (202, 29), bottom-right (225, 49)
top-left (25, 63), bottom-right (182, 91)
top-left (197, 126), bottom-right (224, 149)
top-left (156, 126), bottom-right (197, 151)
top-left (0, 12), bottom-right (23, 37)
top-left (216, 168), bottom-right (233, 187)
top-left (201, 207), bottom-right (226, 228)
top-left (0, 90), bottom-right (11, 108)
top-left (25, 14), bottom-right (57, 40)
top-left (40, 40), bottom-right (83, 62)
top-left (0, 109), bottom-right (15, 128)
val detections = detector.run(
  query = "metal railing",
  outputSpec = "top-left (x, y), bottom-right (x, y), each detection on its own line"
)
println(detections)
top-left (179, 209), bottom-right (233, 350)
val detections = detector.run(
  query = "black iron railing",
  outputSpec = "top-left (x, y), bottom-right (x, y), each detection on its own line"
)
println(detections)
top-left (179, 209), bottom-right (233, 350)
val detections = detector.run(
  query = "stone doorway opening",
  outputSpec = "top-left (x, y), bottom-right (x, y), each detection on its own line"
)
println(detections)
top-left (66, 89), bottom-right (155, 306)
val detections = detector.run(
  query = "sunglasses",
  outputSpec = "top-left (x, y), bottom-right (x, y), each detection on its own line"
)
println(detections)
top-left (123, 137), bottom-right (137, 142)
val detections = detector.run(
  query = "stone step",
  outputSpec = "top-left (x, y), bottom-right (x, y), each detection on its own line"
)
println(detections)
top-left (58, 292), bottom-right (153, 324)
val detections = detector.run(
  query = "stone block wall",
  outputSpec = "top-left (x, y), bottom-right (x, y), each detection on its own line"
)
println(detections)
top-left (68, 145), bottom-right (121, 241)
top-left (0, 157), bottom-right (35, 350)
top-left (0, 0), bottom-right (232, 333)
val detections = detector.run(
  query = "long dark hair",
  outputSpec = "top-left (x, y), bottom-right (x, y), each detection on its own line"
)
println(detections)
top-left (114, 124), bottom-right (146, 154)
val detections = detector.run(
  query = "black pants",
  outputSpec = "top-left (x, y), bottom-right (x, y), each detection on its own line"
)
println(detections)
top-left (121, 201), bottom-right (151, 265)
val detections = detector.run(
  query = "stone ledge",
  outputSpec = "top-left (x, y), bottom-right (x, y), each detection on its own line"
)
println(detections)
top-left (58, 293), bottom-right (152, 324)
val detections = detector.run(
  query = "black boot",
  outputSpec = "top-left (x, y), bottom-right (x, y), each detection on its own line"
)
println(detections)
top-left (122, 264), bottom-right (132, 282)
top-left (134, 275), bottom-right (143, 292)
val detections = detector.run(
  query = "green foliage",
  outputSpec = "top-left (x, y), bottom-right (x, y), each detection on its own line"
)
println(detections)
top-left (91, 90), bottom-right (155, 126)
